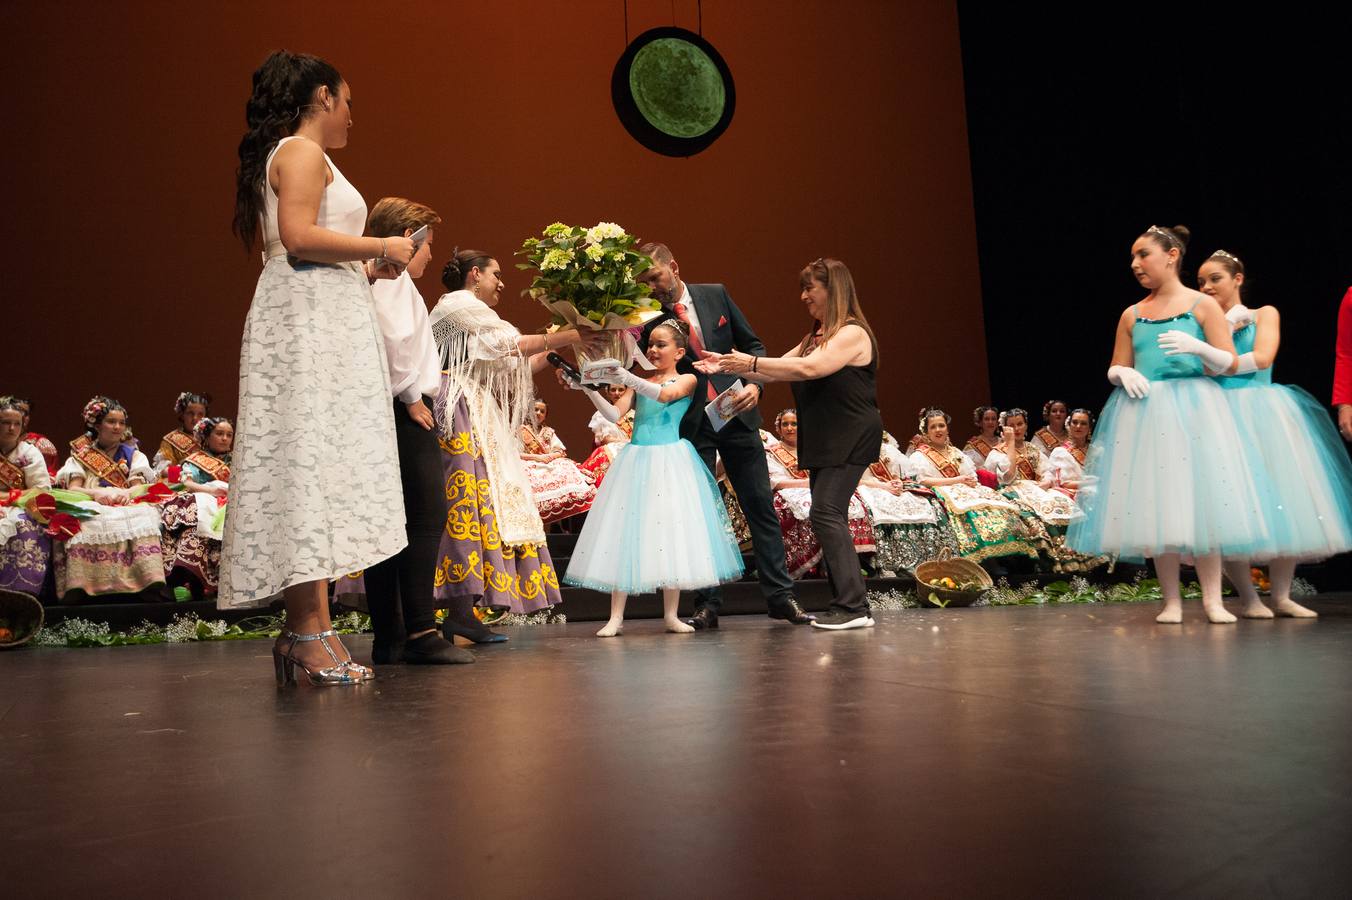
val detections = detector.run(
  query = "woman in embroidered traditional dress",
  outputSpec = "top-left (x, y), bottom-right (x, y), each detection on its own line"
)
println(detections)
top-left (0, 397), bottom-right (53, 597)
top-left (430, 248), bottom-right (589, 634)
top-left (855, 432), bottom-right (957, 576)
top-left (53, 396), bottom-right (165, 600)
top-left (1185, 249), bottom-right (1352, 618)
top-left (152, 391), bottom-right (211, 476)
top-left (1066, 225), bottom-right (1265, 624)
top-left (518, 399), bottom-right (596, 526)
top-left (908, 407), bottom-right (1038, 565)
top-left (1031, 400), bottom-right (1070, 459)
top-left (224, 51), bottom-right (414, 684)
top-left (1046, 408), bottom-right (1093, 498)
top-left (577, 384), bottom-right (632, 488)
top-left (6, 398), bottom-right (58, 478)
top-left (764, 408), bottom-right (875, 578)
top-left (963, 406), bottom-right (1000, 469)
top-left (982, 408), bottom-right (1106, 572)
top-left (159, 417), bottom-right (233, 599)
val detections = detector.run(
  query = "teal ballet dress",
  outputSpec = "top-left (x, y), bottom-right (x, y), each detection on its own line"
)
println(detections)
top-left (564, 388), bottom-right (744, 593)
top-left (1212, 319), bottom-right (1352, 561)
top-left (1067, 302), bottom-right (1269, 561)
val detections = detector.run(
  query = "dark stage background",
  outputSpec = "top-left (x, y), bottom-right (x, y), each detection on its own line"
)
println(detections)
top-left (2, 0), bottom-right (985, 456)
top-left (958, 6), bottom-right (1352, 430)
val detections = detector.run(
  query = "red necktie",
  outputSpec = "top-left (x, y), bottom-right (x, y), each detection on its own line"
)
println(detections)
top-left (673, 302), bottom-right (717, 400)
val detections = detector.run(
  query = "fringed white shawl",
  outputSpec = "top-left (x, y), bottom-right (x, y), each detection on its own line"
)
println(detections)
top-left (429, 290), bottom-right (545, 546)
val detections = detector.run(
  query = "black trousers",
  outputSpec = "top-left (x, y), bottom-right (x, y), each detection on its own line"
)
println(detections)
top-left (808, 463), bottom-right (870, 614)
top-left (691, 420), bottom-right (795, 612)
top-left (364, 399), bottom-right (444, 642)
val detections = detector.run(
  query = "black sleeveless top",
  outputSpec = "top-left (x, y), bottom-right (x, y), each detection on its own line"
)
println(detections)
top-left (790, 321), bottom-right (883, 469)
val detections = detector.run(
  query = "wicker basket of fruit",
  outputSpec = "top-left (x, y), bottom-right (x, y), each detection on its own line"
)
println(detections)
top-left (0, 588), bottom-right (44, 649)
top-left (914, 551), bottom-right (992, 608)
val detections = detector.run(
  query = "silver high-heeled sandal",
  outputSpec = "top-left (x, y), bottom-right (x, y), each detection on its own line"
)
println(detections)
top-left (273, 629), bottom-right (374, 686)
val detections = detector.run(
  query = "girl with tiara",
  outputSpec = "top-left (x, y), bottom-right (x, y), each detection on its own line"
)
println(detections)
top-left (1177, 249), bottom-right (1352, 617)
top-left (1067, 225), bottom-right (1266, 624)
top-left (563, 318), bottom-right (744, 637)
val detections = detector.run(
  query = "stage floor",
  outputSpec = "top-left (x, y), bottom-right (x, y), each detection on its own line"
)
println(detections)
top-left (5, 599), bottom-right (1352, 897)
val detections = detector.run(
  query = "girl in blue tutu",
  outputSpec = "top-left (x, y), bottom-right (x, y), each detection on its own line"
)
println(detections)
top-left (1174, 249), bottom-right (1352, 617)
top-left (563, 320), bottom-right (744, 636)
top-left (1068, 225), bottom-right (1268, 624)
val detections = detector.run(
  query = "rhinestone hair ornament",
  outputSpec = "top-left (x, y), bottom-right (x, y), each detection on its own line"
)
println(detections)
top-left (1146, 225), bottom-right (1182, 250)
top-left (1209, 249), bottom-right (1242, 263)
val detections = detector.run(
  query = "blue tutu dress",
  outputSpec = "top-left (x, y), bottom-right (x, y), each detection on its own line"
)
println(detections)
top-left (1212, 320), bottom-right (1352, 561)
top-left (1068, 302), bottom-right (1269, 561)
top-left (564, 389), bottom-right (744, 593)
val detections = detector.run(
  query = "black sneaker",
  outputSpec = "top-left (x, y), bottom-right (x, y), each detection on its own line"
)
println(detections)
top-left (810, 608), bottom-right (875, 630)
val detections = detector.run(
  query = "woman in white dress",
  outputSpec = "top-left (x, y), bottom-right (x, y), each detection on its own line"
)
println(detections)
top-left (224, 51), bottom-right (414, 685)
top-left (982, 408), bottom-right (1105, 572)
top-left (962, 406), bottom-right (1000, 469)
top-left (1046, 408), bottom-right (1093, 498)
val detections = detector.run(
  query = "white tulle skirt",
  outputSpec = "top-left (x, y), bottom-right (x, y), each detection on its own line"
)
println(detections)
top-left (1067, 378), bottom-right (1269, 561)
top-left (564, 438), bottom-right (744, 593)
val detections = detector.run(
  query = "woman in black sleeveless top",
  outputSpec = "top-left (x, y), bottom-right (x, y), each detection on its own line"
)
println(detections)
top-left (700, 258), bottom-right (882, 629)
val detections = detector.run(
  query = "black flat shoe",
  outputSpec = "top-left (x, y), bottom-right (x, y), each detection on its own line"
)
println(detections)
top-left (768, 598), bottom-right (815, 625)
top-left (371, 641), bottom-right (405, 665)
top-left (687, 607), bottom-right (719, 630)
top-left (442, 616), bottom-right (509, 644)
top-left (402, 632), bottom-right (475, 665)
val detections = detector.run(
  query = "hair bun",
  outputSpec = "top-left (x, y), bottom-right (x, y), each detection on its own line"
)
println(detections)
top-left (1170, 224), bottom-right (1191, 250)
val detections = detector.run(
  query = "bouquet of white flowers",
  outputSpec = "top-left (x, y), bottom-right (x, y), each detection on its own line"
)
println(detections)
top-left (517, 222), bottom-right (663, 373)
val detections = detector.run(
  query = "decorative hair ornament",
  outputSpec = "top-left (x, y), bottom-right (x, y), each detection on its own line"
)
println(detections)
top-left (81, 396), bottom-right (123, 432)
top-left (193, 416), bottom-right (233, 448)
top-left (1146, 225), bottom-right (1181, 249)
top-left (173, 391), bottom-right (211, 416)
top-left (1209, 249), bottom-right (1242, 263)
top-left (999, 408), bottom-right (1029, 428)
top-left (919, 407), bottom-right (950, 434)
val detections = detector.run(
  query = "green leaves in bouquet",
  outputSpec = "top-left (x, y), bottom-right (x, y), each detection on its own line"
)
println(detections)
top-left (515, 222), bottom-right (662, 324)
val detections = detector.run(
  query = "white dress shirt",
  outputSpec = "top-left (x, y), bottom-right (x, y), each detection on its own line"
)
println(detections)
top-left (373, 271), bottom-right (441, 403)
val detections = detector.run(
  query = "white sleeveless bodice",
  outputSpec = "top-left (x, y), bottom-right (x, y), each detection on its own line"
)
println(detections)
top-left (260, 135), bottom-right (367, 258)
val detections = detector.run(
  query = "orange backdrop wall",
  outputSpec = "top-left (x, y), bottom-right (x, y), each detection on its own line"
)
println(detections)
top-left (3, 0), bottom-right (986, 458)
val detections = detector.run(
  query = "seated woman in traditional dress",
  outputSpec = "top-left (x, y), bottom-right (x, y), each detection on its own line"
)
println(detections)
top-left (963, 405), bottom-right (1000, 468)
top-left (0, 396), bottom-right (53, 597)
top-left (982, 408), bottom-right (1105, 572)
top-left (765, 408), bottom-right (874, 578)
top-left (152, 391), bottom-right (211, 476)
top-left (1031, 399), bottom-right (1070, 459)
top-left (159, 417), bottom-right (233, 599)
top-left (908, 407), bottom-right (1037, 566)
top-left (6, 397), bottom-right (58, 478)
top-left (518, 399), bottom-right (596, 526)
top-left (53, 397), bottom-right (164, 600)
top-left (577, 383), bottom-right (632, 488)
top-left (855, 431), bottom-right (957, 576)
top-left (1047, 408), bottom-right (1093, 499)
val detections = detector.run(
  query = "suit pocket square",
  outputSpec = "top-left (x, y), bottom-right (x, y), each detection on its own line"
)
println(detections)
top-left (718, 315), bottom-right (728, 327)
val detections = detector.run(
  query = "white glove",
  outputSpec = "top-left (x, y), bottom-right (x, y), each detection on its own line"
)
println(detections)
top-left (1226, 304), bottom-right (1255, 327)
top-left (610, 366), bottom-right (663, 400)
top-left (1233, 352), bottom-right (1258, 375)
top-left (583, 388), bottom-right (621, 423)
top-left (1107, 364), bottom-right (1150, 399)
top-left (1158, 329), bottom-right (1234, 375)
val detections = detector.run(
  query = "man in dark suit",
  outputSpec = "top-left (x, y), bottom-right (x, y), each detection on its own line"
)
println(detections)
top-left (635, 242), bottom-right (812, 628)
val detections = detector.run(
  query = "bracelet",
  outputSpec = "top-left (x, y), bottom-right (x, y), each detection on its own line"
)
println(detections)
top-left (751, 356), bottom-right (758, 373)
top-left (378, 238), bottom-right (387, 261)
